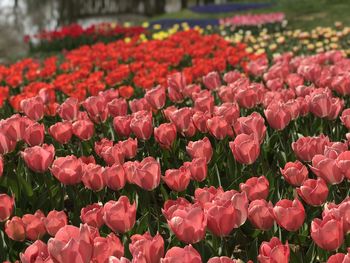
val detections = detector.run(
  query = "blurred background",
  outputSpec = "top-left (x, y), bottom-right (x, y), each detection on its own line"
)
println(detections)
top-left (1, 0), bottom-right (349, 62)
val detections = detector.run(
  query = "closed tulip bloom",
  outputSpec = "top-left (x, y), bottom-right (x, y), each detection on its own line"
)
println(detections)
top-left (206, 116), bottom-right (231, 140)
top-left (129, 232), bottom-right (164, 263)
top-left (203, 71), bottom-right (221, 90)
top-left (48, 224), bottom-right (96, 263)
top-left (82, 163), bottom-right (105, 191)
top-left (310, 154), bottom-right (344, 185)
top-left (324, 142), bottom-right (348, 159)
top-left (229, 134), bottom-right (260, 165)
top-left (130, 113), bottom-right (153, 140)
top-left (223, 70), bottom-right (241, 84)
top-left (92, 233), bottom-right (124, 263)
top-left (185, 157), bottom-right (208, 182)
top-left (235, 86), bottom-right (259, 109)
top-left (44, 210), bottom-right (68, 236)
top-left (1, 114), bottom-right (29, 142)
top-left (194, 95), bottom-right (214, 114)
top-left (103, 164), bottom-right (126, 191)
top-left (280, 160), bottom-right (308, 186)
top-left (129, 98), bottom-right (152, 113)
top-left (22, 211), bottom-right (47, 241)
top-left (323, 198), bottom-right (350, 234)
top-left (154, 123), bottom-right (177, 149)
top-left (132, 157), bottom-right (161, 191)
top-left (161, 245), bottom-right (201, 263)
top-left (95, 138), bottom-right (114, 157)
top-left (57, 97), bottom-right (79, 121)
top-left (20, 240), bottom-right (49, 263)
top-left (100, 144), bottom-right (125, 166)
top-left (118, 138), bottom-right (137, 159)
top-left (327, 250), bottom-right (350, 263)
top-left (167, 72), bottom-right (186, 101)
top-left (20, 96), bottom-right (44, 121)
top-left (162, 198), bottom-right (206, 244)
top-left (23, 122), bottom-right (45, 146)
top-left (186, 137), bottom-right (213, 163)
top-left (213, 103), bottom-right (240, 127)
top-left (145, 85), bottom-right (166, 110)
top-left (248, 200), bottom-right (275, 231)
top-left (81, 203), bottom-right (104, 229)
top-left (273, 199), bottom-right (305, 231)
top-left (49, 121), bottom-right (73, 144)
top-left (336, 151), bottom-right (350, 180)
top-left (163, 166), bottom-right (191, 192)
top-left (309, 91), bottom-right (332, 118)
top-left (5, 216), bottom-right (26, 241)
top-left (257, 237), bottom-right (290, 263)
top-left (109, 257), bottom-right (131, 263)
top-left (0, 156), bottom-right (3, 178)
top-left (297, 178), bottom-right (328, 206)
top-left (340, 109), bottom-right (350, 129)
top-left (240, 176), bottom-right (269, 201)
top-left (311, 215), bottom-right (344, 251)
top-left (208, 257), bottom-right (240, 263)
top-left (108, 97), bottom-right (128, 117)
top-left (21, 144), bottom-right (55, 173)
top-left (234, 112), bottom-right (266, 144)
top-left (0, 131), bottom-right (17, 154)
top-left (82, 95), bottom-right (108, 123)
top-left (72, 119), bottom-right (95, 141)
top-left (328, 97), bottom-right (344, 120)
top-left (0, 194), bottom-right (14, 222)
top-left (113, 115), bottom-right (132, 138)
top-left (170, 107), bottom-right (193, 134)
top-left (103, 196), bottom-right (137, 233)
top-left (292, 135), bottom-right (330, 162)
top-left (192, 111), bottom-right (210, 133)
top-left (264, 102), bottom-right (291, 130)
top-left (51, 155), bottom-right (84, 185)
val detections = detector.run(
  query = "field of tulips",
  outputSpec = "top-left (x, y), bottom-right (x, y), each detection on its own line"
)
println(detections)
top-left (0, 25), bottom-right (350, 263)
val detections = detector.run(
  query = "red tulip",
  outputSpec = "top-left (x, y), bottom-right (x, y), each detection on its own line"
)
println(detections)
top-left (0, 131), bottom-right (16, 154)
top-left (131, 157), bottom-right (161, 191)
top-left (154, 123), bottom-right (177, 149)
top-left (72, 119), bottom-right (95, 141)
top-left (235, 86), bottom-right (260, 109)
top-left (273, 199), bottom-right (305, 231)
top-left (21, 144), bottom-right (55, 173)
top-left (113, 115), bottom-right (132, 138)
top-left (213, 102), bottom-right (240, 127)
top-left (44, 210), bottom-right (67, 236)
top-left (103, 196), bottom-right (137, 233)
top-left (229, 134), bottom-right (260, 165)
top-left (323, 198), bottom-right (350, 234)
top-left (186, 137), bottom-right (213, 163)
top-left (5, 216), bottom-right (26, 241)
top-left (280, 160), bottom-right (308, 186)
top-left (324, 142), bottom-right (348, 159)
top-left (223, 70), bottom-right (241, 84)
top-left (192, 110), bottom-right (210, 133)
top-left (20, 240), bottom-right (49, 263)
top-left (248, 199), bottom-right (274, 231)
top-left (145, 85), bottom-right (166, 110)
top-left (109, 257), bottom-right (131, 263)
top-left (81, 203), bottom-right (104, 229)
top-left (51, 155), bottom-right (84, 185)
top-left (340, 108), bottom-right (350, 129)
top-left (22, 211), bottom-right (46, 241)
top-left (292, 135), bottom-right (330, 162)
top-left (129, 98), bottom-right (152, 113)
top-left (206, 116), bottom-right (232, 140)
top-left (264, 102), bottom-right (291, 130)
top-left (194, 95), bottom-right (214, 114)
top-left (129, 232), bottom-right (164, 263)
top-left (0, 156), bottom-right (3, 178)
top-left (20, 96), bottom-right (44, 121)
top-left (161, 245), bottom-right (201, 263)
top-left (167, 72), bottom-right (186, 103)
top-left (327, 250), bottom-right (350, 263)
top-left (297, 178), bottom-right (328, 206)
top-left (118, 138), bottom-right (137, 159)
top-left (308, 90), bottom-right (332, 118)
top-left (336, 151), bottom-right (350, 180)
top-left (234, 112), bottom-right (266, 144)
top-left (48, 224), bottom-right (96, 263)
top-left (184, 157), bottom-right (208, 182)
top-left (203, 71), bottom-right (221, 90)
top-left (130, 111), bottom-right (153, 140)
top-left (49, 121), bottom-right (73, 144)
top-left (82, 95), bottom-right (108, 123)
top-left (57, 97), bottom-right (79, 121)
top-left (163, 166), bottom-right (191, 192)
top-left (23, 122), bottom-right (45, 146)
top-left (311, 215), bottom-right (344, 251)
top-left (108, 97), bottom-right (128, 117)
top-left (0, 194), bottom-right (14, 222)
top-left (162, 198), bottom-right (206, 244)
top-left (310, 154), bottom-right (344, 185)
top-left (82, 163), bottom-right (105, 191)
top-left (103, 163), bottom-right (126, 191)
top-left (92, 233), bottom-right (124, 263)
top-left (257, 237), bottom-right (290, 263)
top-left (240, 176), bottom-right (269, 201)
top-left (100, 144), bottom-right (125, 166)
top-left (170, 107), bottom-right (193, 134)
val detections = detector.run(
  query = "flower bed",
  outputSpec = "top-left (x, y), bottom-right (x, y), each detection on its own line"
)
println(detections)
top-left (0, 28), bottom-right (350, 263)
